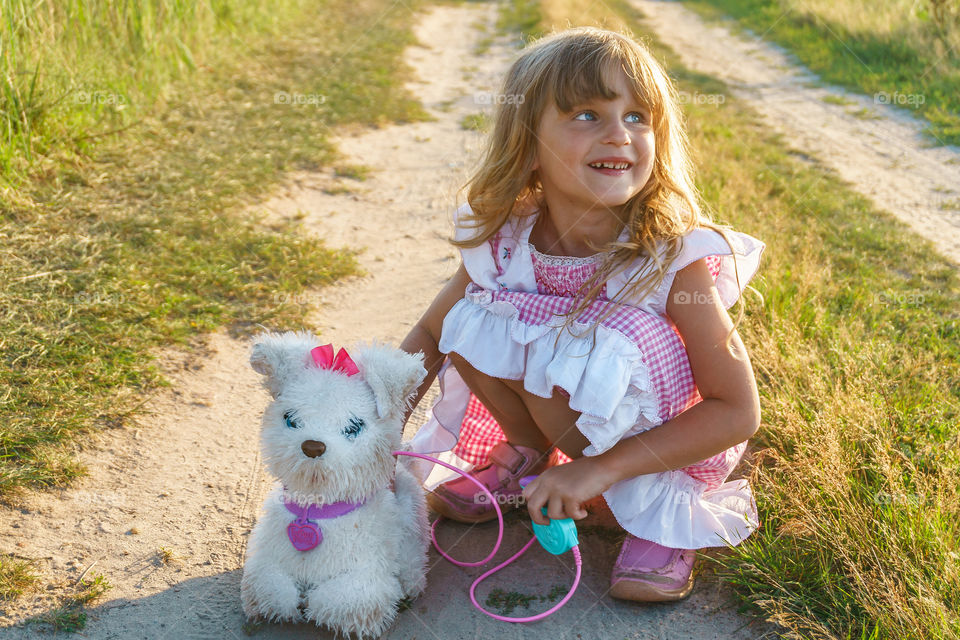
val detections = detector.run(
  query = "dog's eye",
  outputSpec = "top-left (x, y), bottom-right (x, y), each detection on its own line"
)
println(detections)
top-left (283, 411), bottom-right (301, 429)
top-left (343, 417), bottom-right (364, 439)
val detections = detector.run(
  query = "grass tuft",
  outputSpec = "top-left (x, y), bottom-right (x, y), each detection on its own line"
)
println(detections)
top-left (26, 573), bottom-right (111, 633)
top-left (0, 554), bottom-right (39, 601)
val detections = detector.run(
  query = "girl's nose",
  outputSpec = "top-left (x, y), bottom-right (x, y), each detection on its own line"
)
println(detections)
top-left (603, 119), bottom-right (631, 146)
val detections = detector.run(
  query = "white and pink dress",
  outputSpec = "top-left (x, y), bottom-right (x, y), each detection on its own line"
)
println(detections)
top-left (407, 203), bottom-right (766, 550)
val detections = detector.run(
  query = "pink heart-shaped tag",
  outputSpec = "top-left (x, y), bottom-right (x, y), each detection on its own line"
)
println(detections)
top-left (287, 520), bottom-right (322, 551)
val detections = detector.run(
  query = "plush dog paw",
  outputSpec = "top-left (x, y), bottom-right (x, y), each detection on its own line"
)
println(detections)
top-left (304, 576), bottom-right (400, 639)
top-left (241, 570), bottom-right (301, 623)
top-left (398, 569), bottom-right (427, 600)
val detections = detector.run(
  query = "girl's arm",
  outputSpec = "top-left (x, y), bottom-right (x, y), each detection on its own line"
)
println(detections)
top-left (399, 262), bottom-right (473, 426)
top-left (590, 257), bottom-right (761, 485)
top-left (523, 258), bottom-right (761, 524)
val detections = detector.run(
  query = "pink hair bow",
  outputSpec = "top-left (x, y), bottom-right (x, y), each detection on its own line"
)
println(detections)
top-left (310, 344), bottom-right (360, 377)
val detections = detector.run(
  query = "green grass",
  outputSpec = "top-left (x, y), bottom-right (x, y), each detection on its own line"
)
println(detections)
top-left (26, 573), bottom-right (111, 633)
top-left (483, 585), bottom-right (567, 615)
top-left (682, 0), bottom-right (960, 145)
top-left (459, 112), bottom-right (491, 131)
top-left (822, 94), bottom-right (855, 106)
top-left (531, 0), bottom-right (960, 637)
top-left (0, 554), bottom-right (38, 600)
top-left (0, 0), bottom-right (431, 494)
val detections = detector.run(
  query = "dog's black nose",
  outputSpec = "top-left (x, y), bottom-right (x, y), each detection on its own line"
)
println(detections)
top-left (301, 440), bottom-right (326, 458)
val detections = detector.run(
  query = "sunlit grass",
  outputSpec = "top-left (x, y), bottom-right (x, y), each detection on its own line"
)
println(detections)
top-left (684, 0), bottom-right (960, 145)
top-left (0, 554), bottom-right (38, 601)
top-left (1, 0), bottom-right (430, 494)
top-left (531, 0), bottom-right (960, 636)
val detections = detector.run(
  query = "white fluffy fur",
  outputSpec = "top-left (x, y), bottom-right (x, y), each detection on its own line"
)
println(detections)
top-left (242, 330), bottom-right (429, 638)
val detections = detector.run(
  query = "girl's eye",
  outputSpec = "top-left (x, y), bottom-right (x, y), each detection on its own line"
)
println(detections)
top-left (343, 417), bottom-right (365, 439)
top-left (283, 411), bottom-right (301, 429)
top-left (573, 111), bottom-right (647, 123)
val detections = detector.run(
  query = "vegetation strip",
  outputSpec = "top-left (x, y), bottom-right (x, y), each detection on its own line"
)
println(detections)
top-left (522, 0), bottom-right (960, 636)
top-left (683, 0), bottom-right (960, 145)
top-left (0, 0), bottom-right (430, 496)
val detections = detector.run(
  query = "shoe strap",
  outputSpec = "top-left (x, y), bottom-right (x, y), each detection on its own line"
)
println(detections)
top-left (488, 441), bottom-right (535, 476)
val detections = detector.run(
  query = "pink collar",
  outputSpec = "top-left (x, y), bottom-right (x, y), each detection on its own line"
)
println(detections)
top-left (284, 493), bottom-right (366, 552)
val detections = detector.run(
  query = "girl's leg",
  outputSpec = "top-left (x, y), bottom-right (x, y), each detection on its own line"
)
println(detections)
top-left (431, 352), bottom-right (593, 523)
top-left (447, 352), bottom-right (590, 459)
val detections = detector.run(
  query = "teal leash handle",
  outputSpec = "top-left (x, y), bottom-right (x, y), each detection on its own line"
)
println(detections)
top-left (519, 475), bottom-right (580, 555)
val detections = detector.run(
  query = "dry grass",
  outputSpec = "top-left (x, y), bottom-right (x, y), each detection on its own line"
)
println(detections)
top-left (0, 0), bottom-right (431, 493)
top-left (529, 0), bottom-right (960, 636)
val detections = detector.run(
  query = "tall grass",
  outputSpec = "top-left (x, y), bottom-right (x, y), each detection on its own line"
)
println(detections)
top-left (684, 0), bottom-right (960, 145)
top-left (1, 0), bottom-right (429, 493)
top-left (528, 0), bottom-right (960, 636)
top-left (0, 0), bottom-right (313, 188)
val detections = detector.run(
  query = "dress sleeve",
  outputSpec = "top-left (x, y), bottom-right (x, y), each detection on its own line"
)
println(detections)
top-left (452, 203), bottom-right (500, 290)
top-left (610, 227), bottom-right (765, 317)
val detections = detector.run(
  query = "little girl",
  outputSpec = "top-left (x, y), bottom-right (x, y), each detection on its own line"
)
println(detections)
top-left (400, 26), bottom-right (765, 603)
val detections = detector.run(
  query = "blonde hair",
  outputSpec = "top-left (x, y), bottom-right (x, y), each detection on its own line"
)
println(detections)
top-left (455, 26), bottom-right (747, 351)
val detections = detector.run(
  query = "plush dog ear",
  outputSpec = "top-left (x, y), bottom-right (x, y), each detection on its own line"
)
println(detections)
top-left (355, 344), bottom-right (427, 419)
top-left (249, 330), bottom-right (319, 398)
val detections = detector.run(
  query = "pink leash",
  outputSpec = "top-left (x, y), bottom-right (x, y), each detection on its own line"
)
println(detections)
top-left (393, 451), bottom-right (582, 622)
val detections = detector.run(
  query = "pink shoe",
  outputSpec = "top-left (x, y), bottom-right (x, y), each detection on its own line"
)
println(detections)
top-left (427, 442), bottom-right (559, 523)
top-left (609, 535), bottom-right (697, 602)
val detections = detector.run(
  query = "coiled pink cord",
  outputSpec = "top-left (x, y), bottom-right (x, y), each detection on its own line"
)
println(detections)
top-left (394, 450), bottom-right (582, 622)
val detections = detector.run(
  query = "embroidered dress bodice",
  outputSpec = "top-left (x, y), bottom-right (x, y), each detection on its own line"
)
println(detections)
top-left (527, 243), bottom-right (610, 298)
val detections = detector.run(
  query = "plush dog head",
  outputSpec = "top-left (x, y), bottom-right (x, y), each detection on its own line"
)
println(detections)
top-left (249, 330), bottom-right (426, 503)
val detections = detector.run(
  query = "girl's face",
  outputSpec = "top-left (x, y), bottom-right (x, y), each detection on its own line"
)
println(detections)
top-left (532, 66), bottom-right (655, 215)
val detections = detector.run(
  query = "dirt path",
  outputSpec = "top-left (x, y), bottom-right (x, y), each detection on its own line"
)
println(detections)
top-left (635, 0), bottom-right (960, 266)
top-left (1, 4), bottom-right (780, 639)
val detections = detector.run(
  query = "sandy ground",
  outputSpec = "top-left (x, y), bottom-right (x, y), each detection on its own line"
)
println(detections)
top-left (634, 0), bottom-right (960, 266)
top-left (0, 3), bottom-right (782, 639)
top-left (7, 1), bottom-right (957, 638)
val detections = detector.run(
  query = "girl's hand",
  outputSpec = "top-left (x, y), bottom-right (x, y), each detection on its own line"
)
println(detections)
top-left (521, 456), bottom-right (616, 525)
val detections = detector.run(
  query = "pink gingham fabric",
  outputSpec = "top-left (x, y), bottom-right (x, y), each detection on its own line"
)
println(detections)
top-left (450, 238), bottom-right (740, 490)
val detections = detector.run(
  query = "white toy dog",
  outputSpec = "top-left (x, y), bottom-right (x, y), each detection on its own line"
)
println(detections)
top-left (241, 330), bottom-right (429, 638)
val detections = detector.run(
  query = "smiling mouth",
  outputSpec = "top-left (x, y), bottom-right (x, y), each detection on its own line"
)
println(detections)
top-left (588, 161), bottom-right (632, 175)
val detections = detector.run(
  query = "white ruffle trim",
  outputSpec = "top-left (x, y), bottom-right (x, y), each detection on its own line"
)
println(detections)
top-left (603, 467), bottom-right (759, 549)
top-left (440, 286), bottom-right (663, 456)
top-left (404, 288), bottom-right (760, 549)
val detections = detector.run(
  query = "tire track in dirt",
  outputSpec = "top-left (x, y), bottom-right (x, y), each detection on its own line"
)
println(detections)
top-left (635, 0), bottom-right (960, 265)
